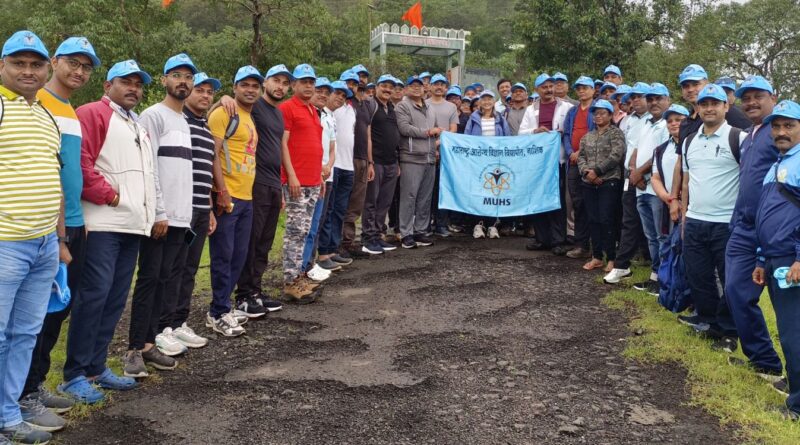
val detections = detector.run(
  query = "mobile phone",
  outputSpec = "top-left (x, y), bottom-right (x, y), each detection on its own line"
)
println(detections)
top-left (184, 228), bottom-right (197, 246)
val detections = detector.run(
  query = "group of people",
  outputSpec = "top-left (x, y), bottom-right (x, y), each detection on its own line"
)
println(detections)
top-left (1, 27), bottom-right (799, 445)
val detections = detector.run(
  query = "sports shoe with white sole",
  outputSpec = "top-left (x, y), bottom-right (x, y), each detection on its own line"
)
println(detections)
top-left (473, 222), bottom-right (486, 239)
top-left (1, 421), bottom-right (52, 445)
top-left (236, 295), bottom-right (267, 319)
top-left (142, 347), bottom-right (178, 370)
top-left (19, 394), bottom-right (66, 432)
top-left (155, 327), bottom-right (189, 356)
top-left (231, 310), bottom-right (250, 325)
top-left (206, 312), bottom-right (245, 337)
top-left (174, 323), bottom-right (208, 348)
top-left (307, 264), bottom-right (332, 282)
top-left (603, 268), bottom-right (632, 284)
top-left (488, 225), bottom-right (500, 239)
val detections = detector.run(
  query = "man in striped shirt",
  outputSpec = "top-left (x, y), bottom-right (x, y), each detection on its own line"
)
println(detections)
top-left (0, 30), bottom-right (64, 445)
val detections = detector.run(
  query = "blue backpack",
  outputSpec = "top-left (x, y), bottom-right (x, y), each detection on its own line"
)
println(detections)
top-left (657, 225), bottom-right (692, 313)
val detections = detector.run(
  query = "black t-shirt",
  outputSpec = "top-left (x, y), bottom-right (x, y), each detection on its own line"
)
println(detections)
top-left (251, 97), bottom-right (284, 188)
top-left (370, 100), bottom-right (400, 165)
top-left (352, 97), bottom-right (375, 161)
top-left (457, 113), bottom-right (469, 134)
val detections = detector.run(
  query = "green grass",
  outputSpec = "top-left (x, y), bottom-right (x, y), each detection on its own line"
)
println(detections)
top-left (604, 266), bottom-right (800, 445)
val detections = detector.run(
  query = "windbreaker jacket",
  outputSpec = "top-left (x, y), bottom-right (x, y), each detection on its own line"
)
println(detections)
top-left (464, 110), bottom-right (512, 136)
top-left (78, 96), bottom-right (159, 236)
top-left (395, 96), bottom-right (437, 164)
top-left (732, 124), bottom-right (779, 229)
top-left (756, 143), bottom-right (800, 263)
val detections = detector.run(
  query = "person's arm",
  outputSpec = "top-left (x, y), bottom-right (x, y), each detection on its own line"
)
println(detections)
top-left (366, 124), bottom-right (375, 181)
top-left (77, 105), bottom-right (117, 206)
top-left (651, 170), bottom-right (669, 204)
top-left (57, 191), bottom-right (71, 264)
top-left (577, 136), bottom-right (589, 177)
top-left (139, 112), bottom-right (168, 238)
top-left (210, 95), bottom-right (238, 118)
top-left (464, 115), bottom-right (475, 135)
top-left (395, 103), bottom-right (431, 138)
top-left (670, 141), bottom-right (685, 222)
top-left (517, 106), bottom-right (535, 135)
top-left (281, 130), bottom-right (301, 198)
top-left (447, 107), bottom-right (458, 133)
top-left (323, 138), bottom-right (335, 180)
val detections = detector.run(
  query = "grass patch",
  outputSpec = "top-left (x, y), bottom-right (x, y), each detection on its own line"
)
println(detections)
top-left (604, 266), bottom-right (800, 445)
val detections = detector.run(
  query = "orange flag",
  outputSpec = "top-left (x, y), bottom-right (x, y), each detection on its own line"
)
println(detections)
top-left (402, 1), bottom-right (423, 29)
top-left (162, 0), bottom-right (174, 7)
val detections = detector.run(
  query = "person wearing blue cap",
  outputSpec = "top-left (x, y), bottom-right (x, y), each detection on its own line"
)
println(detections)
top-left (506, 83), bottom-right (529, 136)
top-left (552, 72), bottom-right (577, 106)
top-left (723, 75), bottom-right (784, 381)
top-left (365, 82), bottom-right (375, 99)
top-left (21, 35), bottom-right (101, 421)
top-left (463, 84), bottom-right (477, 99)
top-left (677, 83), bottom-right (747, 350)
top-left (599, 82), bottom-right (617, 100)
top-left (352, 64), bottom-right (370, 85)
top-left (234, 64), bottom-right (294, 309)
top-left (650, 104), bottom-right (689, 225)
top-left (418, 72), bottom-right (433, 97)
top-left (125, 53), bottom-right (199, 376)
top-left (520, 73), bottom-right (574, 255)
top-left (752, 99), bottom-right (800, 419)
top-left (577, 99), bottom-right (626, 271)
top-left (495, 78), bottom-right (512, 114)
top-left (603, 64), bottom-right (623, 85)
top-left (0, 30), bottom-right (64, 444)
top-left (425, 73), bottom-right (458, 238)
top-left (715, 76), bottom-right (737, 102)
top-left (391, 78), bottom-right (405, 105)
top-left (63, 59), bottom-right (157, 406)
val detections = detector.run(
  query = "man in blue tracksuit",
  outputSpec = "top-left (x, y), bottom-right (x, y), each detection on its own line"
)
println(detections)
top-left (725, 76), bottom-right (783, 378)
top-left (753, 99), bottom-right (800, 420)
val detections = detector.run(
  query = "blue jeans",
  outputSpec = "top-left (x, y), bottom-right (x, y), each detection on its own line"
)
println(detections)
top-left (0, 234), bottom-right (58, 427)
top-left (318, 168), bottom-right (354, 256)
top-left (766, 255), bottom-right (800, 413)
top-left (637, 193), bottom-right (665, 273)
top-left (64, 232), bottom-right (140, 382)
top-left (302, 194), bottom-right (326, 271)
top-left (209, 198), bottom-right (253, 318)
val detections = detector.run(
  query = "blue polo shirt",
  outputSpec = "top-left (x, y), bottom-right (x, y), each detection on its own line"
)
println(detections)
top-left (681, 121), bottom-right (745, 223)
top-left (732, 124), bottom-right (779, 228)
top-left (756, 142), bottom-right (800, 261)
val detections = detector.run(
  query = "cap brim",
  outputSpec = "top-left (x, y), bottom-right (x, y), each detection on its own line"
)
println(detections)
top-left (4, 48), bottom-right (49, 60)
top-left (294, 75), bottom-right (316, 81)
top-left (236, 74), bottom-right (264, 84)
top-left (198, 78), bottom-right (222, 90)
top-left (268, 71), bottom-right (294, 81)
top-left (166, 63), bottom-right (199, 75)
top-left (734, 86), bottom-right (771, 99)
top-left (57, 51), bottom-right (101, 67)
top-left (679, 76), bottom-right (707, 84)
top-left (111, 70), bottom-right (152, 84)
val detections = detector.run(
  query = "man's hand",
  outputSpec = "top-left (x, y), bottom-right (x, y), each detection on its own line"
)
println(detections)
top-left (585, 169), bottom-right (598, 183)
top-left (629, 170), bottom-right (642, 187)
top-left (569, 152), bottom-right (579, 165)
top-left (322, 166), bottom-right (332, 181)
top-left (320, 181), bottom-right (326, 197)
top-left (367, 164), bottom-right (375, 181)
top-left (533, 126), bottom-right (549, 134)
top-left (110, 193), bottom-right (120, 207)
top-left (151, 220), bottom-right (168, 239)
top-left (220, 95), bottom-right (238, 117)
top-left (215, 190), bottom-right (232, 216)
top-left (787, 261), bottom-right (800, 285)
top-left (59, 241), bottom-right (72, 265)
top-left (208, 212), bottom-right (217, 236)
top-left (669, 199), bottom-right (681, 222)
top-left (753, 266), bottom-right (766, 286)
top-left (288, 174), bottom-right (301, 199)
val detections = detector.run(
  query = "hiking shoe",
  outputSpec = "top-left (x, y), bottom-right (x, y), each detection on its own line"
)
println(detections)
top-left (401, 235), bottom-right (416, 249)
top-left (378, 239), bottom-right (397, 251)
top-left (94, 368), bottom-right (137, 390)
top-left (1, 421), bottom-right (52, 445)
top-left (317, 258), bottom-right (342, 271)
top-left (361, 240), bottom-right (384, 255)
top-left (435, 226), bottom-right (451, 237)
top-left (566, 247), bottom-right (591, 259)
top-left (174, 323), bottom-right (208, 348)
top-left (122, 350), bottom-right (149, 378)
top-left (414, 234), bottom-right (434, 247)
top-left (307, 264), bottom-right (332, 282)
top-left (473, 222), bottom-right (486, 239)
top-left (525, 238), bottom-right (544, 250)
top-left (710, 336), bottom-right (738, 353)
top-left (19, 393), bottom-right (66, 432)
top-left (603, 268), bottom-right (632, 284)
top-left (155, 327), bottom-right (189, 356)
top-left (255, 294), bottom-right (283, 312)
top-left (551, 245), bottom-right (568, 256)
top-left (284, 279), bottom-right (317, 304)
top-left (142, 346), bottom-right (178, 370)
top-left (447, 224), bottom-right (464, 233)
top-left (236, 295), bottom-right (267, 319)
top-left (230, 310), bottom-right (249, 325)
top-left (488, 225), bottom-right (500, 239)
top-left (57, 376), bottom-right (104, 404)
top-left (773, 377), bottom-right (789, 397)
top-left (206, 312), bottom-right (245, 337)
top-left (33, 385), bottom-right (73, 414)
top-left (330, 254), bottom-right (353, 265)
top-left (727, 356), bottom-right (784, 383)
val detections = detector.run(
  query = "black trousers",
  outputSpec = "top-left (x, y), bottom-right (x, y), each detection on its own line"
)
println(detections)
top-left (22, 226), bottom-right (86, 397)
top-left (567, 165), bottom-right (590, 249)
top-left (615, 186), bottom-right (649, 269)
top-left (582, 180), bottom-right (621, 260)
top-left (129, 226), bottom-right (187, 350)
top-left (235, 184), bottom-right (282, 300)
top-left (533, 163), bottom-right (567, 248)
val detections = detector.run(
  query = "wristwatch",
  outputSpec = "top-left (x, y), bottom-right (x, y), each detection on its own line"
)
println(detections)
top-left (58, 235), bottom-right (70, 244)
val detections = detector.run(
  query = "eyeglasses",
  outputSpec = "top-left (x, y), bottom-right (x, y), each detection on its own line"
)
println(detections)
top-left (63, 57), bottom-right (93, 74)
top-left (167, 72), bottom-right (194, 81)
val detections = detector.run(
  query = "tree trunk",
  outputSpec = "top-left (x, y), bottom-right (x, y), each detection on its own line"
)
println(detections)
top-left (250, 0), bottom-right (264, 66)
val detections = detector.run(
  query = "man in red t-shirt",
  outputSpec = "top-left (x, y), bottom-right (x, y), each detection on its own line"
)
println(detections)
top-left (280, 63), bottom-right (323, 303)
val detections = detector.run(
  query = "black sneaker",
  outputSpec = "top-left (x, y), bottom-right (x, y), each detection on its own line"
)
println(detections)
top-left (773, 377), bottom-right (789, 397)
top-left (646, 280), bottom-right (660, 296)
top-left (330, 254), bottom-right (353, 265)
top-left (379, 239), bottom-right (397, 251)
top-left (727, 356), bottom-right (784, 383)
top-left (414, 234), bottom-right (434, 247)
top-left (525, 239), bottom-right (545, 251)
top-left (317, 257), bottom-right (343, 271)
top-left (401, 235), bottom-right (416, 249)
top-left (256, 293), bottom-right (283, 312)
top-left (551, 245), bottom-right (568, 256)
top-left (710, 336), bottom-right (738, 353)
top-left (236, 295), bottom-right (267, 318)
top-left (361, 240), bottom-right (384, 255)
top-left (633, 281), bottom-right (650, 291)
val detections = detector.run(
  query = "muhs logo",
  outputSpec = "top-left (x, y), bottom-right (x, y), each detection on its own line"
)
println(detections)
top-left (481, 164), bottom-right (513, 206)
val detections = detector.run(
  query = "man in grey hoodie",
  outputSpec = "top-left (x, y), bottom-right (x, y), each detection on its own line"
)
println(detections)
top-left (396, 75), bottom-right (441, 249)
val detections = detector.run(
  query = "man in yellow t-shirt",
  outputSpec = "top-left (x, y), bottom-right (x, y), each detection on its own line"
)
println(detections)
top-left (204, 65), bottom-right (260, 337)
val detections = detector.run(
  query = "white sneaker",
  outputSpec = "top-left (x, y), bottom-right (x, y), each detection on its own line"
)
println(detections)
top-left (307, 264), bottom-right (332, 282)
top-left (473, 222), bottom-right (486, 239)
top-left (155, 328), bottom-right (189, 357)
top-left (205, 312), bottom-right (245, 337)
top-left (603, 268), bottom-right (632, 284)
top-left (231, 310), bottom-right (249, 325)
top-left (488, 224), bottom-right (500, 239)
top-left (174, 323), bottom-right (208, 348)
top-left (649, 271), bottom-right (659, 281)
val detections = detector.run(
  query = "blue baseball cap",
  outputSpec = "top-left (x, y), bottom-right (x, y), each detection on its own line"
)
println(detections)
top-left (407, 75), bottom-right (423, 86)
top-left (446, 86), bottom-right (462, 97)
top-left (419, 71), bottom-right (432, 79)
top-left (679, 64), bottom-right (708, 85)
top-left (266, 64), bottom-right (293, 80)
top-left (366, 82), bottom-right (375, 89)
top-left (663, 104), bottom-right (690, 119)
top-left (331, 80), bottom-right (353, 98)
top-left (340, 69), bottom-right (359, 83)
top-left (534, 73), bottom-right (554, 88)
top-left (532, 92), bottom-right (540, 100)
top-left (590, 99), bottom-right (614, 114)
top-left (764, 100), bottom-right (800, 125)
top-left (469, 82), bottom-right (483, 90)
top-left (479, 90), bottom-right (495, 99)
top-left (315, 76), bottom-right (332, 90)
top-left (2, 30), bottom-right (49, 60)
top-left (193, 72), bottom-right (221, 91)
top-left (431, 73), bottom-right (448, 85)
top-left (599, 82), bottom-right (617, 94)
top-left (107, 59), bottom-right (152, 84)
top-left (352, 64), bottom-right (369, 76)
top-left (630, 82), bottom-right (650, 95)
top-left (293, 63), bottom-right (316, 81)
top-left (511, 82), bottom-right (528, 92)
top-left (611, 84), bottom-right (631, 99)
top-left (464, 84), bottom-right (476, 92)
top-left (735, 75), bottom-right (774, 99)
top-left (714, 76), bottom-right (736, 92)
top-left (163, 53), bottom-right (198, 75)
top-left (54, 37), bottom-right (100, 67)
top-left (553, 72), bottom-right (568, 82)
top-left (377, 74), bottom-right (395, 85)
top-left (48, 262), bottom-right (71, 314)
top-left (393, 77), bottom-right (405, 87)
top-left (697, 84), bottom-right (727, 103)
top-left (572, 76), bottom-right (595, 89)
top-left (603, 64), bottom-right (622, 77)
top-left (234, 65), bottom-right (264, 84)
top-left (594, 79), bottom-right (604, 86)
top-left (646, 82), bottom-right (670, 97)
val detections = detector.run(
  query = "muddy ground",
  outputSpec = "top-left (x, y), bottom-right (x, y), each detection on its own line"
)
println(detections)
top-left (57, 236), bottom-right (734, 445)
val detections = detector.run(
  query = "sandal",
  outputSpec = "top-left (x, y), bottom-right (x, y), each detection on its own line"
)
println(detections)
top-left (57, 376), bottom-right (105, 404)
top-left (583, 259), bottom-right (604, 270)
top-left (93, 368), bottom-right (138, 391)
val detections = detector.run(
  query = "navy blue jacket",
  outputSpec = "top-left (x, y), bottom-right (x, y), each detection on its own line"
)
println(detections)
top-left (563, 101), bottom-right (596, 158)
top-left (756, 143), bottom-right (800, 263)
top-left (732, 125), bottom-right (779, 229)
